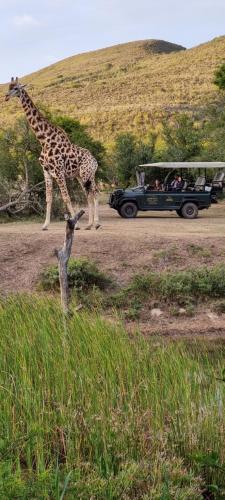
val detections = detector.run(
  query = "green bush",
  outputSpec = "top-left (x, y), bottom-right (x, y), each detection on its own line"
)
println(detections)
top-left (214, 63), bottom-right (225, 90)
top-left (40, 257), bottom-right (111, 292)
top-left (111, 265), bottom-right (225, 307)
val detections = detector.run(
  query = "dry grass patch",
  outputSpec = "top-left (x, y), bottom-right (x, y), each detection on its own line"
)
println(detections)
top-left (1, 36), bottom-right (225, 141)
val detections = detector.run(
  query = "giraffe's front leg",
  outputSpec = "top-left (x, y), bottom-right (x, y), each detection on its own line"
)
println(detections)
top-left (56, 175), bottom-right (76, 221)
top-left (42, 170), bottom-right (53, 231)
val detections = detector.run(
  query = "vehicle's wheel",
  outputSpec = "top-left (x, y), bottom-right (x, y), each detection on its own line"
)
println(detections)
top-left (120, 202), bottom-right (138, 218)
top-left (176, 209), bottom-right (184, 218)
top-left (181, 202), bottom-right (198, 219)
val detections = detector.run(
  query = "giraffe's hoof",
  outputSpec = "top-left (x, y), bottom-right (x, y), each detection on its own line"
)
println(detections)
top-left (85, 225), bottom-right (92, 230)
top-left (42, 226), bottom-right (48, 231)
top-left (95, 224), bottom-right (101, 230)
top-left (75, 226), bottom-right (81, 230)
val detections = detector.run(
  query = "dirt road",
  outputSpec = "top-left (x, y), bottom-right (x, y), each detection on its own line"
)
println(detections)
top-left (1, 204), bottom-right (225, 338)
top-left (1, 203), bottom-right (225, 291)
top-left (1, 203), bottom-right (225, 239)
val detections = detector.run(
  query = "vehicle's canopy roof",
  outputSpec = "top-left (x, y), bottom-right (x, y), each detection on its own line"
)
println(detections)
top-left (138, 162), bottom-right (225, 169)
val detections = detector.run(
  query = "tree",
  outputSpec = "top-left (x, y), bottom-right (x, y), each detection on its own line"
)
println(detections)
top-left (112, 132), bottom-right (158, 185)
top-left (162, 114), bottom-right (201, 161)
top-left (112, 133), bottom-right (137, 185)
top-left (0, 117), bottom-right (42, 185)
top-left (214, 63), bottom-right (225, 91)
top-left (200, 105), bottom-right (225, 162)
top-left (0, 118), bottom-right (43, 215)
top-left (136, 132), bottom-right (158, 166)
top-left (0, 131), bottom-right (18, 183)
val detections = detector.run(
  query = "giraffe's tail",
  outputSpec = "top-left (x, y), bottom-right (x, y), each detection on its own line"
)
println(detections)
top-left (84, 179), bottom-right (92, 193)
top-left (84, 179), bottom-right (99, 195)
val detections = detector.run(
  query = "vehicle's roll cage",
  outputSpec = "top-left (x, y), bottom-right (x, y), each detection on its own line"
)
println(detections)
top-left (136, 162), bottom-right (225, 194)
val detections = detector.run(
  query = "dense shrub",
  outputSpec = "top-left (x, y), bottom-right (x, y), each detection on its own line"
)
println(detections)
top-left (40, 257), bottom-right (111, 292)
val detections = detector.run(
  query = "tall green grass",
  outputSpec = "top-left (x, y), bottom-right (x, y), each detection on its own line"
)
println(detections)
top-left (0, 295), bottom-right (224, 498)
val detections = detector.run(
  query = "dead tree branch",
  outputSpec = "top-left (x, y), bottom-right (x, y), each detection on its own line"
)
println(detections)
top-left (55, 210), bottom-right (85, 314)
top-left (0, 181), bottom-right (44, 213)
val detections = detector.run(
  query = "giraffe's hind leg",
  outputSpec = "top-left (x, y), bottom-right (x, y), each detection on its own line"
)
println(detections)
top-left (94, 193), bottom-right (100, 229)
top-left (85, 192), bottom-right (94, 230)
top-left (82, 178), bottom-right (100, 230)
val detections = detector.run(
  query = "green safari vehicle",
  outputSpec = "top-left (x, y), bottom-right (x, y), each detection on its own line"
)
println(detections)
top-left (109, 162), bottom-right (225, 219)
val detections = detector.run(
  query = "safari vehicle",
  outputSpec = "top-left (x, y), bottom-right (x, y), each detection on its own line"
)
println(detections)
top-left (109, 162), bottom-right (225, 219)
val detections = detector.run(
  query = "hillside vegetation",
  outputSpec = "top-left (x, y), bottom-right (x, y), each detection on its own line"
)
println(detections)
top-left (0, 36), bottom-right (225, 142)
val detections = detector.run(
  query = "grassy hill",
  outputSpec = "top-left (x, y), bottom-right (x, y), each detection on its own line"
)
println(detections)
top-left (0, 36), bottom-right (225, 143)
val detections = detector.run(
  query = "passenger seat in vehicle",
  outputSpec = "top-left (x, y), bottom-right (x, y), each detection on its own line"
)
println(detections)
top-left (194, 176), bottom-right (206, 192)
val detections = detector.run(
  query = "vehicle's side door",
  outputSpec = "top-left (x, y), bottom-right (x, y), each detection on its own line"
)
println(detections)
top-left (158, 192), bottom-right (183, 210)
top-left (139, 189), bottom-right (162, 210)
top-left (138, 189), bottom-right (184, 211)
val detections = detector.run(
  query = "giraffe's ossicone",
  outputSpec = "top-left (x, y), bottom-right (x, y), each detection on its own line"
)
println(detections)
top-left (5, 77), bottom-right (100, 230)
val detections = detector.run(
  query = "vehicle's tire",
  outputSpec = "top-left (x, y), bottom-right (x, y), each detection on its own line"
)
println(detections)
top-left (119, 202), bottom-right (138, 218)
top-left (181, 202), bottom-right (198, 219)
top-left (176, 209), bottom-right (184, 218)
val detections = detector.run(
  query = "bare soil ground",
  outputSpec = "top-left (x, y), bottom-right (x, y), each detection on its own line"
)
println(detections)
top-left (1, 204), bottom-right (225, 338)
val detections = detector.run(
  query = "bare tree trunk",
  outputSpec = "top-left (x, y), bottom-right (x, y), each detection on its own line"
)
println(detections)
top-left (55, 210), bottom-right (85, 314)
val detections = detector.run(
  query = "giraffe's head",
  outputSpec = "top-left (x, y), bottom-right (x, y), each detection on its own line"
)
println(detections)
top-left (5, 77), bottom-right (26, 101)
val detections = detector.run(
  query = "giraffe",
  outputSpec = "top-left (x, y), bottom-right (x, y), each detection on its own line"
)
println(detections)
top-left (5, 77), bottom-right (100, 230)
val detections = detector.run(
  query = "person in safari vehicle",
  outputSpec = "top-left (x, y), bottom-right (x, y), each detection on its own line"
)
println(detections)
top-left (153, 179), bottom-right (162, 191)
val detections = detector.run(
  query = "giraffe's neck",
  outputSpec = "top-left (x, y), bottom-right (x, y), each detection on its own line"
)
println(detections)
top-left (19, 89), bottom-right (55, 144)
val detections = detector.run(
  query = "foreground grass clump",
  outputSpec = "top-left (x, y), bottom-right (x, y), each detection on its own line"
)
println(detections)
top-left (40, 257), bottom-right (111, 292)
top-left (111, 265), bottom-right (225, 308)
top-left (0, 296), bottom-right (224, 498)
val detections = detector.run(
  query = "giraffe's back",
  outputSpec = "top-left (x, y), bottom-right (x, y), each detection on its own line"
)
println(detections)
top-left (42, 131), bottom-right (98, 182)
top-left (64, 144), bottom-right (98, 180)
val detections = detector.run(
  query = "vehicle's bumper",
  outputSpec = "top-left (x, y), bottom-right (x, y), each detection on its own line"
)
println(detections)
top-left (108, 193), bottom-right (114, 207)
top-left (108, 193), bottom-right (117, 209)
top-left (108, 191), bottom-right (124, 209)
top-left (211, 194), bottom-right (218, 204)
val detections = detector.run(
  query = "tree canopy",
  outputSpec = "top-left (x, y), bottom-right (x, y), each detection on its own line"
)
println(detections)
top-left (112, 132), bottom-right (158, 185)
